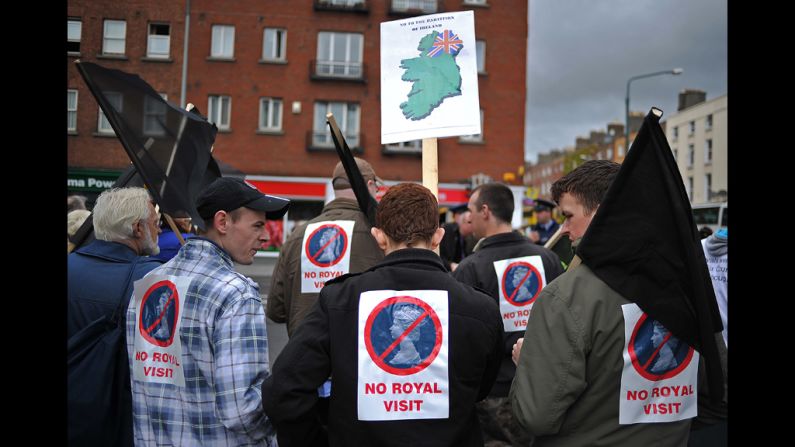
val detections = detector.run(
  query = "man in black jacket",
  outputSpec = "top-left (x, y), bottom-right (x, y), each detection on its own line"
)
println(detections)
top-left (262, 182), bottom-right (503, 447)
top-left (453, 182), bottom-right (564, 446)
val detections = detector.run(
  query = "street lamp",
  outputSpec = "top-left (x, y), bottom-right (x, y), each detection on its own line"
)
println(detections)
top-left (625, 68), bottom-right (683, 152)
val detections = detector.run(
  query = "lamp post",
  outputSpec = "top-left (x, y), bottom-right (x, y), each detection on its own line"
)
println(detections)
top-left (625, 68), bottom-right (683, 152)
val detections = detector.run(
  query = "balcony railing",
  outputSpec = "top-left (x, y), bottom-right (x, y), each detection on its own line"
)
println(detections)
top-left (314, 0), bottom-right (369, 13)
top-left (310, 60), bottom-right (366, 82)
top-left (388, 0), bottom-right (440, 16)
top-left (307, 130), bottom-right (363, 152)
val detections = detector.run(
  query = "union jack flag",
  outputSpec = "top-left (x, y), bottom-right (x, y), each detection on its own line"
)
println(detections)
top-left (427, 29), bottom-right (463, 58)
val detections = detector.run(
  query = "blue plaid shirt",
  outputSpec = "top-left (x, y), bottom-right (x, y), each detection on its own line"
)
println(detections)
top-left (127, 237), bottom-right (276, 446)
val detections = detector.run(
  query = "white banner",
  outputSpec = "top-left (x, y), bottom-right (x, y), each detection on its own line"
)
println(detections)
top-left (357, 290), bottom-right (449, 421)
top-left (492, 256), bottom-right (547, 332)
top-left (131, 274), bottom-right (189, 387)
top-left (300, 220), bottom-right (356, 293)
top-left (380, 10), bottom-right (480, 144)
top-left (619, 303), bottom-right (698, 424)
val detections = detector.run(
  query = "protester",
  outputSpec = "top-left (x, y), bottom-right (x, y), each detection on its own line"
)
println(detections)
top-left (510, 114), bottom-right (724, 446)
top-left (267, 157), bottom-right (384, 337)
top-left (67, 209), bottom-right (91, 253)
top-left (453, 182), bottom-right (564, 446)
top-left (527, 198), bottom-right (559, 246)
top-left (440, 204), bottom-right (476, 271)
top-left (262, 183), bottom-right (503, 446)
top-left (68, 194), bottom-right (88, 212)
top-left (67, 187), bottom-right (163, 446)
top-left (154, 210), bottom-right (194, 262)
top-left (126, 177), bottom-right (289, 446)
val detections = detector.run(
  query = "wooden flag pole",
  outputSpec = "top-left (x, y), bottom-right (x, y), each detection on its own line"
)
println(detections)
top-left (543, 226), bottom-right (565, 250)
top-left (422, 138), bottom-right (439, 199)
top-left (422, 138), bottom-right (440, 254)
top-left (163, 213), bottom-right (186, 246)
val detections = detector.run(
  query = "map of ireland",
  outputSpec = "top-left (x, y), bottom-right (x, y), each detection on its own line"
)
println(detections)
top-left (399, 30), bottom-right (463, 121)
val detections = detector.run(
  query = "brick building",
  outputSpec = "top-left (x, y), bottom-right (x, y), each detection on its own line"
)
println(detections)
top-left (68, 0), bottom-right (528, 224)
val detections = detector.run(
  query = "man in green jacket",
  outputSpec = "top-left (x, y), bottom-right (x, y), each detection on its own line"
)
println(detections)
top-left (509, 160), bottom-right (696, 446)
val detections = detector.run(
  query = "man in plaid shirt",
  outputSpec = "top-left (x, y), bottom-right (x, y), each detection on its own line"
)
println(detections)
top-left (126, 178), bottom-right (289, 446)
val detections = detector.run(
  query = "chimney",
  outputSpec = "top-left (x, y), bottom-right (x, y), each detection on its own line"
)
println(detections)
top-left (678, 89), bottom-right (707, 111)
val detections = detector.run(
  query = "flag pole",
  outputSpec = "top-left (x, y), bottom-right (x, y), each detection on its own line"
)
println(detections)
top-left (421, 138), bottom-right (439, 199)
top-left (163, 213), bottom-right (186, 246)
top-left (422, 138), bottom-right (440, 255)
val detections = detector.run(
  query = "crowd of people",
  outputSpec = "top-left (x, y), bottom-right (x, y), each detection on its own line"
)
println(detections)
top-left (67, 157), bottom-right (727, 446)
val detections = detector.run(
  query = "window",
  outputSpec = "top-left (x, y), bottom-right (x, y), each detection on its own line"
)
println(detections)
top-left (97, 92), bottom-right (123, 134)
top-left (706, 114), bottom-right (713, 130)
top-left (208, 95), bottom-right (231, 130)
top-left (211, 25), bottom-right (235, 58)
top-left (672, 126), bottom-right (678, 140)
top-left (391, 0), bottom-right (437, 13)
top-left (143, 94), bottom-right (168, 136)
top-left (705, 139), bottom-right (713, 163)
top-left (459, 110), bottom-right (484, 143)
top-left (687, 144), bottom-right (694, 167)
top-left (688, 120), bottom-right (695, 135)
top-left (607, 148), bottom-right (613, 160)
top-left (463, 0), bottom-right (488, 5)
top-left (673, 149), bottom-right (678, 161)
top-left (313, 102), bottom-right (359, 148)
top-left (618, 144), bottom-right (625, 157)
top-left (319, 0), bottom-right (365, 6)
top-left (704, 174), bottom-right (712, 200)
top-left (67, 90), bottom-right (78, 132)
top-left (147, 23), bottom-right (170, 58)
top-left (316, 32), bottom-right (363, 78)
top-left (262, 28), bottom-right (287, 62)
top-left (687, 177), bottom-right (693, 201)
top-left (103, 20), bottom-right (126, 55)
top-left (68, 19), bottom-right (81, 54)
top-left (259, 97), bottom-right (283, 131)
top-left (476, 40), bottom-right (486, 74)
top-left (384, 140), bottom-right (421, 154)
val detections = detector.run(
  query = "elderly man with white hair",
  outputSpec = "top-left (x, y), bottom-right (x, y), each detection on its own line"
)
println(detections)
top-left (67, 186), bottom-right (164, 447)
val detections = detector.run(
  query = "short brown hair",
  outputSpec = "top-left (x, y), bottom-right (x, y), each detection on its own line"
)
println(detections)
top-left (551, 160), bottom-right (620, 214)
top-left (376, 183), bottom-right (438, 245)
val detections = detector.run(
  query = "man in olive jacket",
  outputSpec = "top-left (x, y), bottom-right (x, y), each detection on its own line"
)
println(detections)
top-left (267, 157), bottom-right (384, 336)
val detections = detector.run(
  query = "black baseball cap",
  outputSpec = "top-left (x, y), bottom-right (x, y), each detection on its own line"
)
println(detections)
top-left (196, 177), bottom-right (290, 220)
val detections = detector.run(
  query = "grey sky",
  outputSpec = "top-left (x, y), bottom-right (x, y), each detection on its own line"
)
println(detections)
top-left (524, 0), bottom-right (727, 164)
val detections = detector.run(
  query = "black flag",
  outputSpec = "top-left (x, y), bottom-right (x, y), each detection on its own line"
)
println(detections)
top-left (75, 61), bottom-right (218, 231)
top-left (326, 113), bottom-right (378, 227)
top-left (576, 108), bottom-right (724, 402)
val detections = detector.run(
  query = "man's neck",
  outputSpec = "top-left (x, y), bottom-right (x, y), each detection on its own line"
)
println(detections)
top-left (481, 222), bottom-right (514, 239)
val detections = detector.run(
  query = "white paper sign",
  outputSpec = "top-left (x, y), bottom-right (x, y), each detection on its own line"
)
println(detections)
top-left (301, 220), bottom-right (356, 293)
top-left (131, 274), bottom-right (190, 387)
top-left (357, 290), bottom-right (449, 421)
top-left (380, 10), bottom-right (480, 144)
top-left (619, 303), bottom-right (698, 424)
top-left (492, 256), bottom-right (547, 332)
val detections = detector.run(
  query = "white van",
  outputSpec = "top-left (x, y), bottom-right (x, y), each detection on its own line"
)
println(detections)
top-left (691, 202), bottom-right (728, 232)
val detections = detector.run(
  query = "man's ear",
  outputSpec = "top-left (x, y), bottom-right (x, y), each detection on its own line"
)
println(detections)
top-left (132, 221), bottom-right (145, 239)
top-left (370, 227), bottom-right (388, 252)
top-left (430, 227), bottom-right (445, 250)
top-left (213, 210), bottom-right (229, 235)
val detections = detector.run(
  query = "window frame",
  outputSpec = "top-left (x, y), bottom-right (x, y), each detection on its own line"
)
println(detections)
top-left (259, 97), bottom-right (284, 132)
top-left (97, 91), bottom-right (123, 134)
top-left (459, 109), bottom-right (484, 143)
top-left (208, 95), bottom-right (232, 130)
top-left (316, 31), bottom-right (363, 78)
top-left (262, 28), bottom-right (287, 62)
top-left (102, 19), bottom-right (127, 55)
top-left (147, 23), bottom-right (171, 59)
top-left (68, 18), bottom-right (82, 54)
top-left (67, 89), bottom-right (78, 132)
top-left (313, 101), bottom-right (360, 148)
top-left (476, 39), bottom-right (486, 74)
top-left (210, 25), bottom-right (235, 59)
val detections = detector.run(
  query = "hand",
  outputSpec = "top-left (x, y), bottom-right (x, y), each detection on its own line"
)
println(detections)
top-left (512, 338), bottom-right (524, 365)
top-left (528, 231), bottom-right (540, 243)
top-left (450, 262), bottom-right (459, 271)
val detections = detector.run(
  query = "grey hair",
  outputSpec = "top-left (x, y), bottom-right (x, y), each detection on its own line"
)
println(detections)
top-left (67, 209), bottom-right (91, 238)
top-left (93, 187), bottom-right (155, 242)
